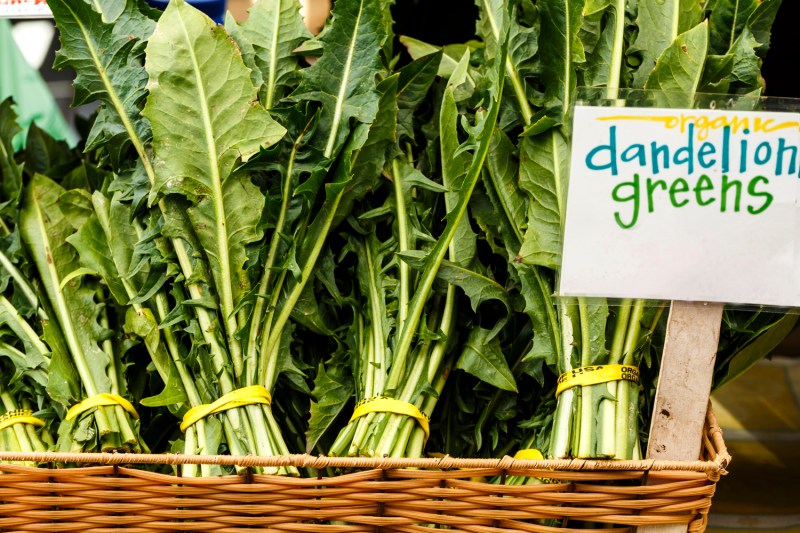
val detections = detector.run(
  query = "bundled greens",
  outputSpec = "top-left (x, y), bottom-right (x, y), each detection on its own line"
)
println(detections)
top-left (0, 0), bottom-right (792, 505)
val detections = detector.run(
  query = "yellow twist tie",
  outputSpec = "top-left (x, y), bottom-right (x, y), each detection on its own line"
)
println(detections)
top-left (556, 364), bottom-right (640, 397)
top-left (349, 396), bottom-right (430, 439)
top-left (513, 448), bottom-right (544, 460)
top-left (66, 393), bottom-right (139, 421)
top-left (181, 385), bottom-right (272, 432)
top-left (0, 410), bottom-right (45, 432)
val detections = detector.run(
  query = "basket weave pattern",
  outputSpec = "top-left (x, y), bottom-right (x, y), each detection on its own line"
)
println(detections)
top-left (0, 409), bottom-right (729, 532)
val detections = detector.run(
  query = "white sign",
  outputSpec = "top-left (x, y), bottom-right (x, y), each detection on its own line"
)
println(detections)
top-left (560, 105), bottom-right (800, 306)
top-left (0, 0), bottom-right (51, 18)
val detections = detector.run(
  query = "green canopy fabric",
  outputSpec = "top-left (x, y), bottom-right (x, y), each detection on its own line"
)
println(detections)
top-left (0, 19), bottom-right (76, 150)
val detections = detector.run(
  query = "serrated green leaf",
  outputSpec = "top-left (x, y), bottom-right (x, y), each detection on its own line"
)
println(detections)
top-left (126, 307), bottom-right (188, 408)
top-left (584, 300), bottom-right (609, 365)
top-left (23, 124), bottom-right (76, 180)
top-left (483, 128), bottom-right (526, 248)
top-left (20, 174), bottom-right (112, 400)
top-left (714, 312), bottom-right (798, 390)
top-left (399, 35), bottom-right (480, 82)
top-left (477, 0), bottom-right (536, 124)
top-left (143, 0), bottom-right (285, 376)
top-left (708, 0), bottom-right (758, 55)
top-left (645, 22), bottom-right (709, 107)
top-left (440, 81), bottom-right (476, 267)
top-left (49, 0), bottom-right (155, 170)
top-left (629, 0), bottom-right (703, 88)
top-left (537, 0), bottom-right (586, 118)
top-left (517, 132), bottom-right (568, 269)
top-left (743, 0), bottom-right (781, 59)
top-left (306, 361), bottom-right (354, 453)
top-left (456, 328), bottom-right (517, 392)
top-left (337, 74), bottom-right (399, 225)
top-left (515, 265), bottom-right (560, 371)
top-left (396, 52), bottom-right (441, 142)
top-left (232, 0), bottom-right (311, 108)
top-left (290, 0), bottom-right (386, 159)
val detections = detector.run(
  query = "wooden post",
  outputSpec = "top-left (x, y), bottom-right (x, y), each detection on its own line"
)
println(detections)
top-left (637, 300), bottom-right (724, 533)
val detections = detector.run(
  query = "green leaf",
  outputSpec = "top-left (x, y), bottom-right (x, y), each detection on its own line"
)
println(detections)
top-left (306, 361), bottom-right (354, 453)
top-left (0, 99), bottom-right (23, 218)
top-left (42, 316), bottom-right (80, 408)
top-left (477, 0), bottom-right (537, 124)
top-left (629, 0), bottom-right (703, 88)
top-left (386, 4), bottom-right (509, 393)
top-left (399, 36), bottom-right (480, 80)
top-left (515, 265), bottom-right (560, 371)
top-left (716, 1), bottom-right (782, 93)
top-left (290, 0), bottom-right (386, 159)
top-left (743, 0), bottom-right (782, 59)
top-left (22, 124), bottom-right (76, 180)
top-left (708, 0), bottom-right (758, 55)
top-left (337, 74), bottom-right (399, 225)
top-left (48, 0), bottom-right (155, 170)
top-left (483, 128), bottom-right (526, 249)
top-left (143, 0), bottom-right (285, 370)
top-left (537, 0), bottom-right (586, 118)
top-left (67, 205), bottom-right (129, 306)
top-left (584, 300), bottom-right (609, 365)
top-left (517, 131), bottom-right (568, 269)
top-left (20, 174), bottom-right (112, 399)
top-left (645, 22), bottom-right (710, 108)
top-left (396, 52), bottom-right (441, 143)
top-left (231, 0), bottom-right (311, 108)
top-left (126, 307), bottom-right (188, 408)
top-left (714, 312), bottom-right (799, 390)
top-left (440, 78), bottom-right (476, 267)
top-left (456, 328), bottom-right (517, 392)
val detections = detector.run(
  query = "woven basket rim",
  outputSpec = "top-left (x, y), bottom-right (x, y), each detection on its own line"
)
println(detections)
top-left (0, 450), bottom-right (727, 473)
top-left (0, 403), bottom-right (729, 475)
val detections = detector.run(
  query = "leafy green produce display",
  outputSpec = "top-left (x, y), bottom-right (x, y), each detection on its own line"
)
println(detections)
top-left (0, 0), bottom-right (791, 498)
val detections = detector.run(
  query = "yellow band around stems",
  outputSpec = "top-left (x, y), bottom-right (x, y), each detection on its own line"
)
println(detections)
top-left (349, 396), bottom-right (431, 439)
top-left (556, 364), bottom-right (640, 398)
top-left (0, 410), bottom-right (45, 432)
top-left (66, 393), bottom-right (139, 421)
top-left (180, 385), bottom-right (272, 432)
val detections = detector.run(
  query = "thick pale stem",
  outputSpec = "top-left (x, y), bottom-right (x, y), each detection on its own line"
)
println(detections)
top-left (392, 159), bottom-right (410, 335)
top-left (576, 299), bottom-right (595, 458)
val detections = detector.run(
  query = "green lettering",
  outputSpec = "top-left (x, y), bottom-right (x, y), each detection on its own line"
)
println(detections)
top-left (612, 174), bottom-right (640, 229)
top-left (669, 178), bottom-right (690, 208)
top-left (646, 177), bottom-right (667, 213)
top-left (721, 175), bottom-right (742, 213)
top-left (747, 176), bottom-right (773, 215)
top-left (694, 175), bottom-right (714, 206)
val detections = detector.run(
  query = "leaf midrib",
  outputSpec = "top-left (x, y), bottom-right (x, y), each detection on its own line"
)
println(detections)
top-left (463, 341), bottom-right (517, 391)
top-left (28, 194), bottom-right (98, 396)
top-left (66, 1), bottom-right (157, 185)
top-left (325, 0), bottom-right (364, 158)
top-left (175, 10), bottom-right (235, 328)
top-left (266, 0), bottom-right (281, 108)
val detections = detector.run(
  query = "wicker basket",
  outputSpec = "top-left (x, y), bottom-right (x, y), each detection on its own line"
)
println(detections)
top-left (0, 406), bottom-right (729, 533)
